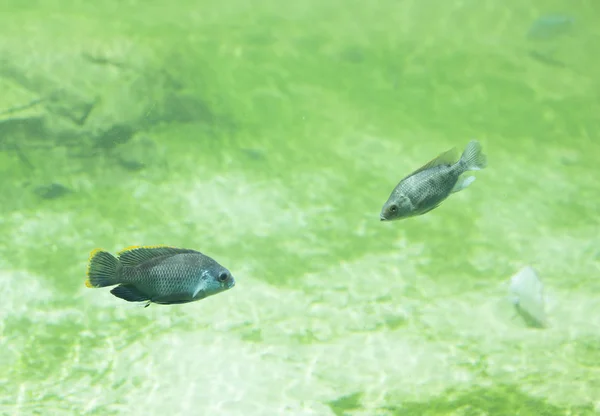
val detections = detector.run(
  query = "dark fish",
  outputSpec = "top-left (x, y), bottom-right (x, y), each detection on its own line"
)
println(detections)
top-left (85, 245), bottom-right (235, 307)
top-left (380, 140), bottom-right (487, 221)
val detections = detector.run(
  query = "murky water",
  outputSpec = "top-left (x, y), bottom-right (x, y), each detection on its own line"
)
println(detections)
top-left (1, 1), bottom-right (599, 415)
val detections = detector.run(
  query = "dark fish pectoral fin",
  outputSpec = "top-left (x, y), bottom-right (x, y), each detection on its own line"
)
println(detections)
top-left (110, 285), bottom-right (150, 303)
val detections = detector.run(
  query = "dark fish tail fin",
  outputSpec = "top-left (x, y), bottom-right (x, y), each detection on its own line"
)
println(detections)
top-left (459, 140), bottom-right (487, 172)
top-left (85, 249), bottom-right (121, 288)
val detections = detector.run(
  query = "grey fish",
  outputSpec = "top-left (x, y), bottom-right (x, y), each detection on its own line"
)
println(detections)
top-left (85, 245), bottom-right (235, 307)
top-left (380, 140), bottom-right (487, 221)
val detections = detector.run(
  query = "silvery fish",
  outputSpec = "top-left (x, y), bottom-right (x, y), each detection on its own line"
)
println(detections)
top-left (85, 245), bottom-right (235, 307)
top-left (380, 140), bottom-right (487, 221)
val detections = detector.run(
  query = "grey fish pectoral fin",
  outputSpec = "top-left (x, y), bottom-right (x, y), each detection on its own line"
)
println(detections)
top-left (419, 203), bottom-right (441, 215)
top-left (192, 286), bottom-right (206, 299)
top-left (413, 191), bottom-right (446, 215)
top-left (110, 285), bottom-right (150, 303)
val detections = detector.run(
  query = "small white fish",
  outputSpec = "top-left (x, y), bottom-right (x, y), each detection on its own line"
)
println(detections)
top-left (508, 266), bottom-right (547, 328)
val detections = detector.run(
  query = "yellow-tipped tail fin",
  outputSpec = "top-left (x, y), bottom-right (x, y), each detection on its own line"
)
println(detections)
top-left (85, 249), bottom-right (120, 288)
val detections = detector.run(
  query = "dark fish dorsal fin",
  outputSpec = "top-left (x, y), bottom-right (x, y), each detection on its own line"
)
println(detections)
top-left (117, 245), bottom-right (199, 268)
top-left (406, 147), bottom-right (458, 178)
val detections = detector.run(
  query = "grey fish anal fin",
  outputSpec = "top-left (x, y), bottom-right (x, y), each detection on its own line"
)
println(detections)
top-left (110, 284), bottom-right (150, 302)
top-left (451, 176), bottom-right (476, 193)
top-left (117, 245), bottom-right (200, 268)
top-left (405, 147), bottom-right (458, 178)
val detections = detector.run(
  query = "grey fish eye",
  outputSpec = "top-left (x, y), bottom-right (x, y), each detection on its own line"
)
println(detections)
top-left (217, 272), bottom-right (229, 282)
top-left (389, 205), bottom-right (398, 213)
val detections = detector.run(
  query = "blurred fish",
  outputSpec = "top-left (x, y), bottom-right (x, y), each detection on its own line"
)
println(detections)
top-left (527, 14), bottom-right (574, 41)
top-left (116, 155), bottom-right (146, 171)
top-left (12, 142), bottom-right (35, 170)
top-left (527, 50), bottom-right (567, 68)
top-left (34, 183), bottom-right (72, 199)
top-left (380, 140), bottom-right (487, 221)
top-left (241, 147), bottom-right (266, 161)
top-left (85, 245), bottom-right (235, 307)
top-left (93, 124), bottom-right (136, 149)
top-left (508, 266), bottom-right (546, 328)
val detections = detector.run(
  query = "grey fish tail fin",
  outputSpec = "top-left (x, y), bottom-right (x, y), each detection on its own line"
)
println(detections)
top-left (85, 249), bottom-right (121, 288)
top-left (459, 140), bottom-right (487, 172)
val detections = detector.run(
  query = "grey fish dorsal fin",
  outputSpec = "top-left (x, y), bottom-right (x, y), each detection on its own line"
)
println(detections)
top-left (117, 245), bottom-right (199, 267)
top-left (405, 147), bottom-right (458, 178)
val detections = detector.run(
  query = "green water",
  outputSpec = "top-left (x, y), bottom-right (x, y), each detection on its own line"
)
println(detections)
top-left (1, 0), bottom-right (599, 415)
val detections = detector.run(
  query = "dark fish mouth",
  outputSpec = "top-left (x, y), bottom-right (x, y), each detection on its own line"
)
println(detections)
top-left (380, 216), bottom-right (387, 221)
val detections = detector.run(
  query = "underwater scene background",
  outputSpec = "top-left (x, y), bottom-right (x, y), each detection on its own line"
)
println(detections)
top-left (1, 0), bottom-right (599, 415)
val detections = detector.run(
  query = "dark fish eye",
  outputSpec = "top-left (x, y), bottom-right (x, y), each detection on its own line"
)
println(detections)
top-left (217, 272), bottom-right (229, 282)
top-left (389, 205), bottom-right (397, 212)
